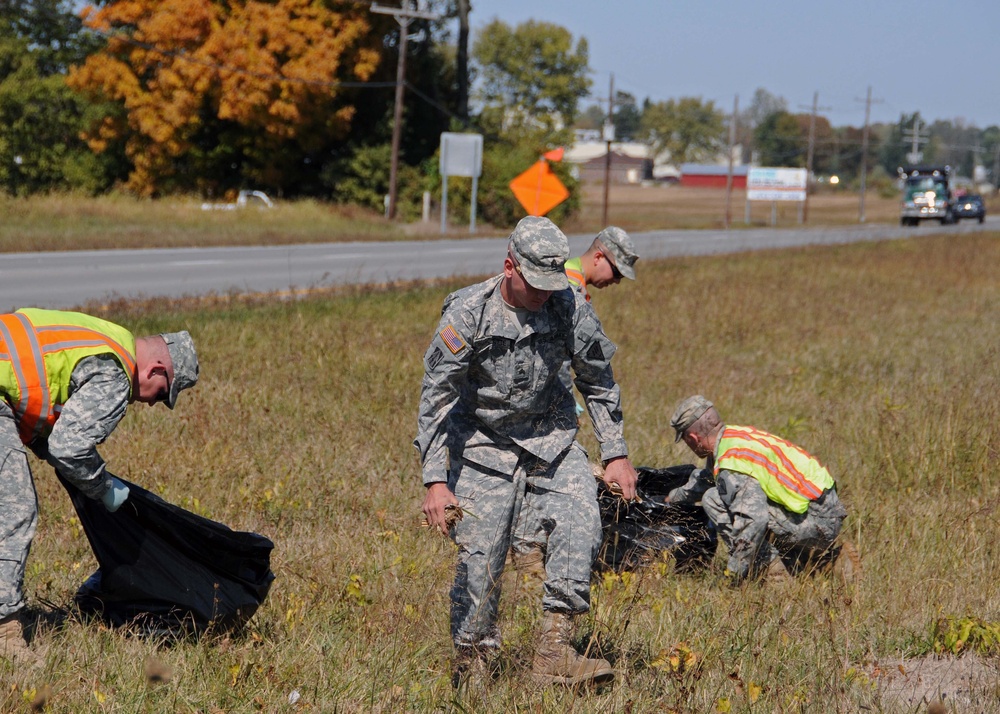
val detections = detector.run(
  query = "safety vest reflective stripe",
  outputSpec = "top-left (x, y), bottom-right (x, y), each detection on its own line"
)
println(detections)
top-left (565, 267), bottom-right (589, 301)
top-left (0, 314), bottom-right (48, 443)
top-left (0, 311), bottom-right (137, 444)
top-left (723, 427), bottom-right (825, 499)
top-left (716, 425), bottom-right (834, 513)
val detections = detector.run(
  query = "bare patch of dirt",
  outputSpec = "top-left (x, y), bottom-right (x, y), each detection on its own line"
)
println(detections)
top-left (866, 654), bottom-right (1000, 712)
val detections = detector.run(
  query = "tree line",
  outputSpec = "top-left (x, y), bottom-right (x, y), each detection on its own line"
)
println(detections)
top-left (582, 88), bottom-right (1000, 190)
top-left (2, 0), bottom-right (997, 221)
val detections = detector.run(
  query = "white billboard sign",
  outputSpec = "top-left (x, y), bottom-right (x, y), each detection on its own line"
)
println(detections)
top-left (440, 132), bottom-right (483, 178)
top-left (439, 132), bottom-right (484, 234)
top-left (747, 167), bottom-right (807, 202)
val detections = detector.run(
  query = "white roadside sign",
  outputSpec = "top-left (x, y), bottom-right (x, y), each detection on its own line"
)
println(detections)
top-left (747, 167), bottom-right (807, 202)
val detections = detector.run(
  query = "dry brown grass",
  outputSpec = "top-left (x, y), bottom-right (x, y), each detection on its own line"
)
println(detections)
top-left (563, 183), bottom-right (918, 233)
top-left (6, 185), bottom-right (986, 252)
top-left (4, 224), bottom-right (1000, 711)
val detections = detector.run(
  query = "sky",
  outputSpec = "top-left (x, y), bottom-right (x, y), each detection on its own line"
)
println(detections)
top-left (470, 0), bottom-right (999, 130)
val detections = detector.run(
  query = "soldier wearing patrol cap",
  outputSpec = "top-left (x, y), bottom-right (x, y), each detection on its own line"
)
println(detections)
top-left (510, 226), bottom-right (640, 585)
top-left (668, 395), bottom-right (858, 585)
top-left (0, 308), bottom-right (199, 662)
top-left (563, 226), bottom-right (639, 303)
top-left (416, 216), bottom-right (638, 688)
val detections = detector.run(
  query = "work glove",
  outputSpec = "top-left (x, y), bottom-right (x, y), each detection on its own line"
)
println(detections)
top-left (101, 476), bottom-right (130, 513)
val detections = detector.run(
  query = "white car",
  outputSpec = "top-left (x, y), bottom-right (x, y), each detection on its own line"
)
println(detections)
top-left (201, 190), bottom-right (274, 211)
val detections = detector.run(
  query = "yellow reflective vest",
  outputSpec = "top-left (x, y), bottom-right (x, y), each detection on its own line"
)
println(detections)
top-left (564, 256), bottom-right (589, 302)
top-left (715, 425), bottom-right (835, 514)
top-left (0, 308), bottom-right (136, 444)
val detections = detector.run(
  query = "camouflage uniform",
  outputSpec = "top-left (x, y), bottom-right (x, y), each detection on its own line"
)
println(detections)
top-left (0, 355), bottom-right (130, 619)
top-left (513, 227), bottom-right (639, 569)
top-left (702, 468), bottom-right (846, 580)
top-left (415, 271), bottom-right (628, 649)
top-left (668, 463), bottom-right (846, 580)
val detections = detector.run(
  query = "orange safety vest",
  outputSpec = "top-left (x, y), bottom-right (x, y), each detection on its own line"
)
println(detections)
top-left (0, 309), bottom-right (136, 444)
top-left (564, 256), bottom-right (590, 302)
top-left (715, 425), bottom-right (835, 513)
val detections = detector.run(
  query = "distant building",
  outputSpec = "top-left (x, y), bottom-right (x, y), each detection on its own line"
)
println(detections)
top-left (565, 141), bottom-right (678, 185)
top-left (680, 163), bottom-right (749, 189)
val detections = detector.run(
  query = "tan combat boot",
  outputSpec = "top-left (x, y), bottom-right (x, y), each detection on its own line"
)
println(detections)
top-left (0, 615), bottom-right (37, 665)
top-left (450, 645), bottom-right (495, 690)
top-left (531, 612), bottom-right (614, 687)
top-left (764, 556), bottom-right (793, 584)
top-left (510, 546), bottom-right (546, 586)
top-left (832, 539), bottom-right (861, 585)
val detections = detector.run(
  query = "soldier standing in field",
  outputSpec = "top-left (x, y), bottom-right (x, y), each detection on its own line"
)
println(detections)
top-left (510, 225), bottom-right (639, 575)
top-left (668, 395), bottom-right (858, 584)
top-left (0, 308), bottom-right (199, 662)
top-left (415, 216), bottom-right (638, 688)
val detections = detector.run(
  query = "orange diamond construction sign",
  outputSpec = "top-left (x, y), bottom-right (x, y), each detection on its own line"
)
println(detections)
top-left (509, 160), bottom-right (569, 217)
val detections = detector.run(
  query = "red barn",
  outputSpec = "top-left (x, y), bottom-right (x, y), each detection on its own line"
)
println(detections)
top-left (680, 163), bottom-right (748, 189)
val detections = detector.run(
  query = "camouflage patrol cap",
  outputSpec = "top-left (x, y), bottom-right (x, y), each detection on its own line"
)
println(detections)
top-left (595, 226), bottom-right (638, 280)
top-left (670, 395), bottom-right (713, 442)
top-left (509, 216), bottom-right (570, 291)
top-left (160, 331), bottom-right (199, 409)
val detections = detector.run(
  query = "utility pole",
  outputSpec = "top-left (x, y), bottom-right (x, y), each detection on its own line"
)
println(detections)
top-left (724, 94), bottom-right (739, 229)
top-left (856, 86), bottom-right (882, 223)
top-left (994, 144), bottom-right (1000, 195)
top-left (601, 74), bottom-right (615, 227)
top-left (799, 91), bottom-right (830, 223)
top-left (902, 116), bottom-right (929, 164)
top-left (371, 2), bottom-right (440, 220)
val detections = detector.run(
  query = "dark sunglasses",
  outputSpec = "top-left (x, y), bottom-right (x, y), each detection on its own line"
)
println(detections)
top-left (606, 255), bottom-right (623, 280)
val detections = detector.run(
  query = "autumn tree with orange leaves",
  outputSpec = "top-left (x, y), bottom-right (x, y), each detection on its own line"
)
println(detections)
top-left (68, 0), bottom-right (386, 196)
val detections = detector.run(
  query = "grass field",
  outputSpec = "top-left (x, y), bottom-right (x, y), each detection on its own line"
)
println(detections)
top-left (4, 227), bottom-right (999, 711)
top-left (8, 186), bottom-right (996, 252)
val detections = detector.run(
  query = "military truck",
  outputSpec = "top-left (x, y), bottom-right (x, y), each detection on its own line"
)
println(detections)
top-left (897, 165), bottom-right (954, 226)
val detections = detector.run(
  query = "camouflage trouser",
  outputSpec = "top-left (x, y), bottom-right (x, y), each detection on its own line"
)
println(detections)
top-left (703, 484), bottom-right (844, 578)
top-left (449, 442), bottom-right (600, 648)
top-left (0, 410), bottom-right (37, 620)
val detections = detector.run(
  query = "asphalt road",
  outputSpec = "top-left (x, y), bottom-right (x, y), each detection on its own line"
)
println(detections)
top-left (2, 217), bottom-right (997, 311)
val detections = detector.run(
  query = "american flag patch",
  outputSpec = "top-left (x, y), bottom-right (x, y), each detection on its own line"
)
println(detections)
top-left (440, 325), bottom-right (466, 354)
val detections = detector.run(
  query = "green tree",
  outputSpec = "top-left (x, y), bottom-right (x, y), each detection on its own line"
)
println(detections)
top-left (792, 113), bottom-right (833, 173)
top-left (830, 125), bottom-right (865, 182)
top-left (471, 19), bottom-right (590, 144)
top-left (0, 0), bottom-right (119, 195)
top-left (640, 97), bottom-right (725, 165)
top-left (753, 110), bottom-right (803, 167)
top-left (738, 87), bottom-right (787, 162)
top-left (613, 91), bottom-right (641, 142)
top-left (982, 125), bottom-right (1000, 188)
top-left (878, 112), bottom-right (928, 174)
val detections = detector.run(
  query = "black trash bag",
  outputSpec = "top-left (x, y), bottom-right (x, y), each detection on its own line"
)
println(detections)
top-left (596, 464), bottom-right (718, 573)
top-left (60, 474), bottom-right (275, 638)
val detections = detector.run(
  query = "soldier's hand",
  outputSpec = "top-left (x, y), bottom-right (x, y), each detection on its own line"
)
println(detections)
top-left (602, 457), bottom-right (638, 502)
top-left (101, 476), bottom-right (130, 513)
top-left (422, 482), bottom-right (460, 535)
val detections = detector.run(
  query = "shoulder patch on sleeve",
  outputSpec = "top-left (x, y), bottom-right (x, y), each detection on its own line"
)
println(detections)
top-left (586, 341), bottom-right (605, 362)
top-left (440, 324), bottom-right (467, 355)
top-left (427, 346), bottom-right (444, 370)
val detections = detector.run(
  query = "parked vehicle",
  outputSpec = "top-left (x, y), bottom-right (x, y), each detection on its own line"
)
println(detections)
top-left (596, 464), bottom-right (717, 573)
top-left (953, 194), bottom-right (986, 223)
top-left (897, 166), bottom-right (954, 226)
top-left (201, 190), bottom-right (274, 211)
